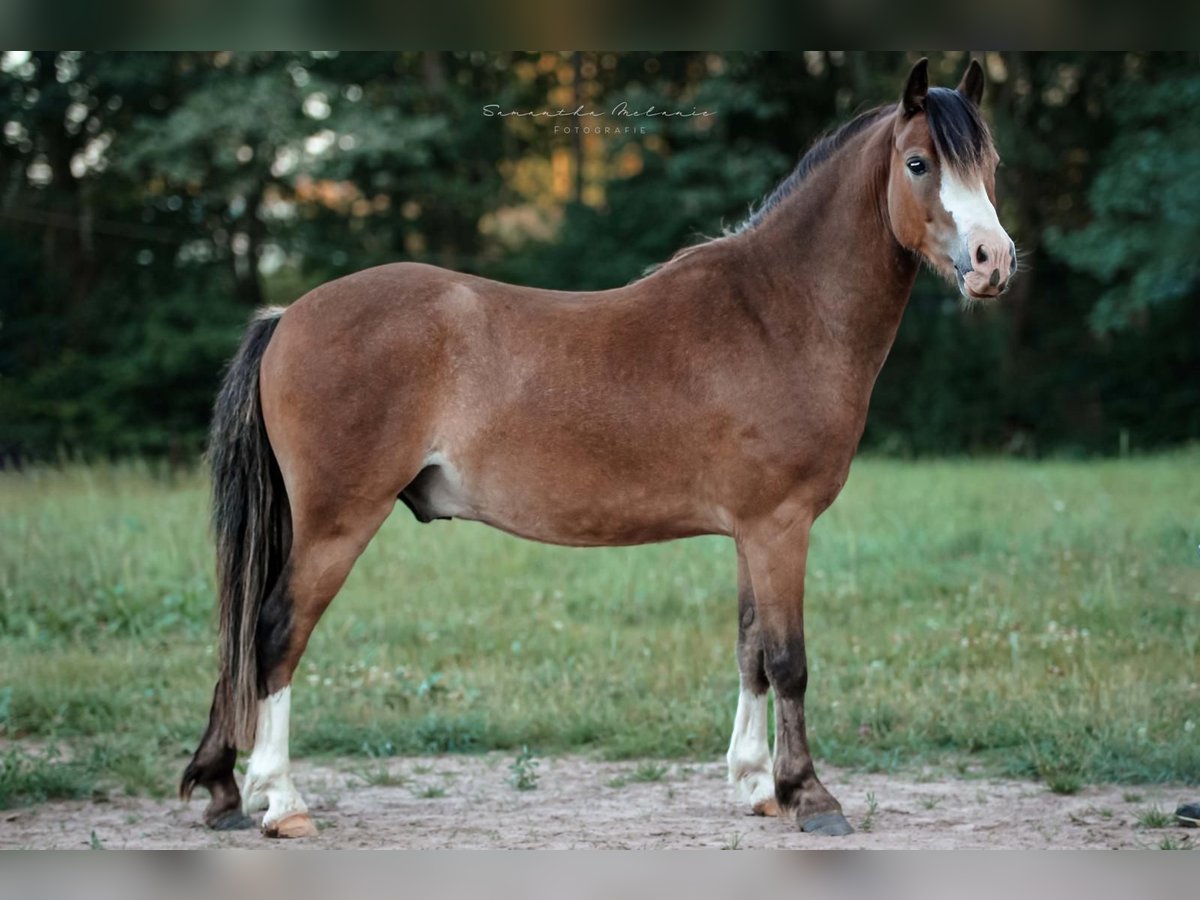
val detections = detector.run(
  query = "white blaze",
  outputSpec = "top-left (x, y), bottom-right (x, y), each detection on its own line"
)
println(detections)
top-left (726, 688), bottom-right (775, 809)
top-left (939, 169), bottom-right (1002, 239)
top-left (242, 686), bottom-right (308, 826)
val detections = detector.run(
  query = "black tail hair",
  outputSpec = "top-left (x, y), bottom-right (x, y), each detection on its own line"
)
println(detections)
top-left (181, 307), bottom-right (289, 799)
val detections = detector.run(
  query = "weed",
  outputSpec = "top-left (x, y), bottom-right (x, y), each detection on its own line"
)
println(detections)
top-left (356, 766), bottom-right (408, 787)
top-left (508, 746), bottom-right (540, 791)
top-left (1156, 836), bottom-right (1192, 851)
top-left (860, 791), bottom-right (879, 832)
top-left (631, 762), bottom-right (668, 783)
top-left (609, 762), bottom-right (668, 788)
top-left (1137, 806), bottom-right (1173, 829)
top-left (1046, 773), bottom-right (1083, 796)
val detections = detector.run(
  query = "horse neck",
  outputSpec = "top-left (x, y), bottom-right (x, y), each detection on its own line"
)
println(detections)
top-left (739, 116), bottom-right (918, 378)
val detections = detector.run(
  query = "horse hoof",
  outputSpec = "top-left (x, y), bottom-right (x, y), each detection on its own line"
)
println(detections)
top-left (263, 812), bottom-right (319, 839)
top-left (207, 808), bottom-right (255, 831)
top-left (801, 811), bottom-right (855, 836)
top-left (752, 797), bottom-right (781, 817)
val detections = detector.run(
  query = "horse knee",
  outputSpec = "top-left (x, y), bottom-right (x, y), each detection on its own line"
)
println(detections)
top-left (764, 638), bottom-right (808, 700)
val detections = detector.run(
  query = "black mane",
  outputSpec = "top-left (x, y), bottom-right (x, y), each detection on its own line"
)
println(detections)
top-left (735, 106), bottom-right (889, 233)
top-left (736, 87), bottom-right (992, 234)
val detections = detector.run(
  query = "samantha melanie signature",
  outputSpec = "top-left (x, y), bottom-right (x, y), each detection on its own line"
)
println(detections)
top-left (482, 101), bottom-right (715, 119)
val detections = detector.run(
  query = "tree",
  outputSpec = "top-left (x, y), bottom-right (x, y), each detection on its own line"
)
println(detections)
top-left (1046, 63), bottom-right (1200, 334)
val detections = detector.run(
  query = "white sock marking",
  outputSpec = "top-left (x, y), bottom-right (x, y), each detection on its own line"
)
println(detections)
top-left (242, 686), bottom-right (308, 826)
top-left (726, 688), bottom-right (774, 808)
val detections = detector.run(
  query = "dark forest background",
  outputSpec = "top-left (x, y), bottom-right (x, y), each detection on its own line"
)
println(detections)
top-left (1, 51), bottom-right (1197, 463)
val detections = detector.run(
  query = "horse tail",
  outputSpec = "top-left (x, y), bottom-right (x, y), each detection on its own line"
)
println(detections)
top-left (181, 307), bottom-right (289, 799)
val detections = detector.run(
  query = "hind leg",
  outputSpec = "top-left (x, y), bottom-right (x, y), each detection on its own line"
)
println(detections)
top-left (242, 502), bottom-right (393, 838)
top-left (183, 688), bottom-right (254, 830)
top-left (243, 683), bottom-right (312, 837)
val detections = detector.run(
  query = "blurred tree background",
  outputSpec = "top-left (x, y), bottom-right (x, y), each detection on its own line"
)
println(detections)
top-left (1, 51), bottom-right (1197, 463)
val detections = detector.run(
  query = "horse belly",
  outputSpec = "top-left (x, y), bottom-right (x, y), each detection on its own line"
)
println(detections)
top-left (473, 497), bottom-right (717, 548)
top-left (402, 449), bottom-right (719, 547)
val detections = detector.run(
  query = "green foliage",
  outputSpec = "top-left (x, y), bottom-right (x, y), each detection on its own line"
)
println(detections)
top-left (1046, 72), bottom-right (1200, 333)
top-left (1, 52), bottom-right (1197, 459)
top-left (508, 746), bottom-right (540, 791)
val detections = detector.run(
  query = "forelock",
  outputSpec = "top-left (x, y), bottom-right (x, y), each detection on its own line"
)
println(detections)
top-left (923, 87), bottom-right (993, 175)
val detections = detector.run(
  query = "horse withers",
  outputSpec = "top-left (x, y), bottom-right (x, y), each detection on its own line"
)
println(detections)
top-left (181, 58), bottom-right (1015, 839)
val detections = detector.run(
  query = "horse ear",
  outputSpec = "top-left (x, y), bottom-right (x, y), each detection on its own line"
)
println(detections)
top-left (957, 58), bottom-right (985, 106)
top-left (901, 58), bottom-right (929, 118)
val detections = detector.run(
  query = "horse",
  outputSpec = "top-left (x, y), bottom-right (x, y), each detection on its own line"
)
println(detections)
top-left (180, 57), bottom-right (1016, 839)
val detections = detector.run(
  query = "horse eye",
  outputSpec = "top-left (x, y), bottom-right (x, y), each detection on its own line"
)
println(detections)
top-left (906, 158), bottom-right (928, 175)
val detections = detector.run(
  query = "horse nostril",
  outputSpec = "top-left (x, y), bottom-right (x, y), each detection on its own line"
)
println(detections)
top-left (976, 245), bottom-right (988, 265)
top-left (989, 269), bottom-right (1000, 288)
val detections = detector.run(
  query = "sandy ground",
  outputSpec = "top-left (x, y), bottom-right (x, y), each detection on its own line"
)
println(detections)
top-left (2, 754), bottom-right (1196, 849)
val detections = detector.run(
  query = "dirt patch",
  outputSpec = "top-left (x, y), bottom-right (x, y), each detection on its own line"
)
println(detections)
top-left (1, 755), bottom-right (1194, 849)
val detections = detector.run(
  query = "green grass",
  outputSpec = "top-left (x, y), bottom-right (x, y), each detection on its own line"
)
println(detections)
top-left (1, 453), bottom-right (1198, 805)
top-left (1155, 835), bottom-right (1197, 851)
top-left (628, 761), bottom-right (668, 783)
top-left (1045, 770), bottom-right (1084, 795)
top-left (608, 761), bottom-right (669, 788)
top-left (1136, 806), bottom-right (1175, 829)
top-left (353, 765), bottom-right (408, 787)
top-left (0, 747), bottom-right (95, 808)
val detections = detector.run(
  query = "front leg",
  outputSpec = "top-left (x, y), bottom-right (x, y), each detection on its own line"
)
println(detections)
top-left (727, 544), bottom-right (778, 815)
top-left (740, 504), bottom-right (852, 836)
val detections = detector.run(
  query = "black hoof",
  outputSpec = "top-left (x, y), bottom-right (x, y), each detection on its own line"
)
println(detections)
top-left (207, 808), bottom-right (255, 831)
top-left (801, 811), bottom-right (855, 836)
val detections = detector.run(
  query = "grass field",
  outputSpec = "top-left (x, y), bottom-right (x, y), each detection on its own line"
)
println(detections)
top-left (1, 453), bottom-right (1198, 809)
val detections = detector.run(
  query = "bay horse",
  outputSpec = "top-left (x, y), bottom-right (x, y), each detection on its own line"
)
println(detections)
top-left (181, 58), bottom-right (1015, 839)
